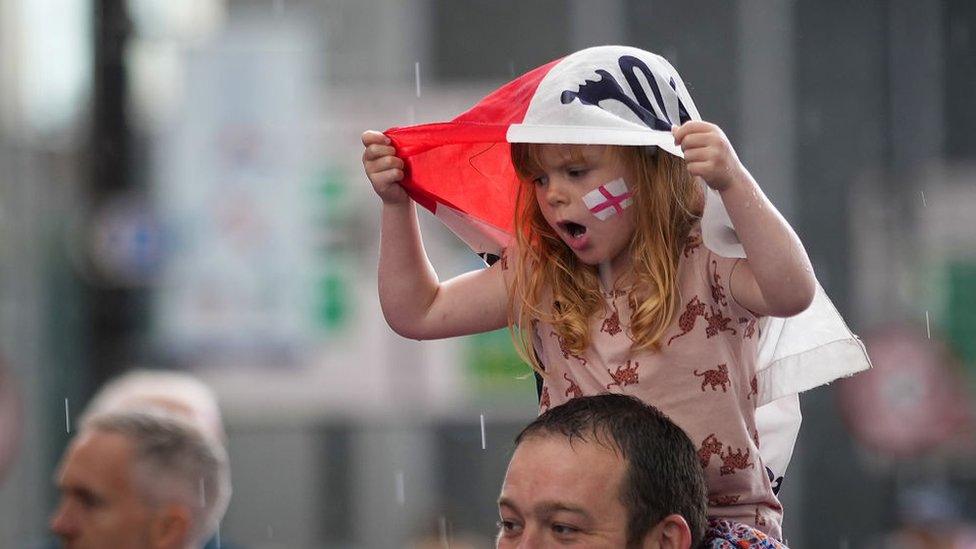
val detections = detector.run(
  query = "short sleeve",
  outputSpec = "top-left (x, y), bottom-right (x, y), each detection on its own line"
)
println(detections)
top-left (703, 250), bottom-right (756, 322)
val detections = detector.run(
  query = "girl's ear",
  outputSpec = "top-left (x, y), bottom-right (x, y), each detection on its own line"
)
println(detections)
top-left (641, 513), bottom-right (693, 549)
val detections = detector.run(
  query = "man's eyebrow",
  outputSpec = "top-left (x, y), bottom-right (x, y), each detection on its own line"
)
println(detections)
top-left (536, 501), bottom-right (593, 518)
top-left (498, 497), bottom-right (593, 519)
top-left (63, 484), bottom-right (104, 504)
top-left (497, 496), bottom-right (517, 510)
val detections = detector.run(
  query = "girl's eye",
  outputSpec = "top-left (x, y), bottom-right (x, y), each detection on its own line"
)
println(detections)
top-left (532, 175), bottom-right (548, 186)
top-left (567, 168), bottom-right (588, 178)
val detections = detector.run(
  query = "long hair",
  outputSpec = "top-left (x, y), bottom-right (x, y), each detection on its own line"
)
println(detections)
top-left (508, 143), bottom-right (701, 374)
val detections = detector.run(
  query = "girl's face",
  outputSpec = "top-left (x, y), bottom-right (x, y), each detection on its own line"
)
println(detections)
top-left (528, 145), bottom-right (637, 274)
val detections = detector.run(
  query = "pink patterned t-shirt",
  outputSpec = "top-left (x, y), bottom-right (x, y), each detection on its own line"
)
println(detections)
top-left (530, 224), bottom-right (784, 540)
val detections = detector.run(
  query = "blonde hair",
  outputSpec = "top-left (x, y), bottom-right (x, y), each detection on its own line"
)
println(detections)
top-left (507, 144), bottom-right (701, 374)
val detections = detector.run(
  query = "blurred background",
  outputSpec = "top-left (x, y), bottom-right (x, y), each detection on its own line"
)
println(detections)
top-left (0, 0), bottom-right (974, 547)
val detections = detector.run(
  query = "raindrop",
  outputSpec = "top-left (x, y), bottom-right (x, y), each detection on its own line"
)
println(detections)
top-left (439, 515), bottom-right (449, 548)
top-left (415, 62), bottom-right (421, 98)
top-left (480, 413), bottom-right (486, 450)
top-left (395, 469), bottom-right (405, 505)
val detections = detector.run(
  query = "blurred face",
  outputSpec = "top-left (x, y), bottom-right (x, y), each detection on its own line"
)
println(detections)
top-left (528, 145), bottom-right (637, 275)
top-left (497, 434), bottom-right (641, 548)
top-left (49, 430), bottom-right (155, 549)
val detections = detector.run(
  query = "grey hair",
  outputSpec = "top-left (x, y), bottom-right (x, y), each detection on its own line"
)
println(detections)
top-left (87, 410), bottom-right (231, 545)
top-left (80, 369), bottom-right (225, 441)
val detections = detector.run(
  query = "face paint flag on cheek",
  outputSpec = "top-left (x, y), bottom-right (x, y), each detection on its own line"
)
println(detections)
top-left (583, 178), bottom-right (632, 221)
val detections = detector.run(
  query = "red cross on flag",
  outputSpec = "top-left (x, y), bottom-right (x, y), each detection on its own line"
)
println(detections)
top-left (583, 178), bottom-right (633, 220)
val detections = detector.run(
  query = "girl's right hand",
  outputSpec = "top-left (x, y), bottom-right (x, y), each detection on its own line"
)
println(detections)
top-left (362, 130), bottom-right (409, 205)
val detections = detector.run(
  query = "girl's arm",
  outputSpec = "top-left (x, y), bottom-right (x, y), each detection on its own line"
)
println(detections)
top-left (364, 131), bottom-right (509, 339)
top-left (673, 122), bottom-right (816, 317)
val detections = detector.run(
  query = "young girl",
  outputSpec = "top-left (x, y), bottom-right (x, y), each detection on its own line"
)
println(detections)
top-left (362, 46), bottom-right (863, 546)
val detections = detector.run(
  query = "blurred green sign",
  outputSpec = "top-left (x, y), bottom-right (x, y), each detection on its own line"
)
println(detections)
top-left (946, 261), bottom-right (976, 368)
top-left (463, 328), bottom-right (531, 389)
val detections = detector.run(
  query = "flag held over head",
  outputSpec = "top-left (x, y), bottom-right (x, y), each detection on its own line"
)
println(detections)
top-left (384, 45), bottom-right (870, 485)
top-left (386, 46), bottom-right (705, 259)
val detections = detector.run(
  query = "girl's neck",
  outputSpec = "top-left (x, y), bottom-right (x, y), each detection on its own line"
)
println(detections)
top-left (597, 261), bottom-right (635, 293)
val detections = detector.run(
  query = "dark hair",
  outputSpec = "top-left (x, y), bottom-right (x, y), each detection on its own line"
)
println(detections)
top-left (515, 394), bottom-right (707, 547)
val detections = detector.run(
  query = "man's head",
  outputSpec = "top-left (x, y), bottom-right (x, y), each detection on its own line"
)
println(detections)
top-left (497, 394), bottom-right (707, 548)
top-left (80, 369), bottom-right (225, 442)
top-left (50, 411), bottom-right (231, 549)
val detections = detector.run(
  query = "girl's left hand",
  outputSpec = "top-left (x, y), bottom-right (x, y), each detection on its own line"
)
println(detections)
top-left (672, 121), bottom-right (748, 192)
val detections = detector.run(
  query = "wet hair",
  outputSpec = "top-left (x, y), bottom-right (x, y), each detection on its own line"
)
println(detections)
top-left (515, 394), bottom-right (707, 547)
top-left (508, 143), bottom-right (701, 373)
top-left (87, 410), bottom-right (231, 545)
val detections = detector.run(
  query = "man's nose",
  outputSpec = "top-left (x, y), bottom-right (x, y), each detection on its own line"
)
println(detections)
top-left (49, 500), bottom-right (77, 539)
top-left (514, 526), bottom-right (547, 549)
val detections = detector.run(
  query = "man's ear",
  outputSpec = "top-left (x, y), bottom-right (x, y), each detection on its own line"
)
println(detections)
top-left (150, 504), bottom-right (192, 549)
top-left (641, 513), bottom-right (693, 549)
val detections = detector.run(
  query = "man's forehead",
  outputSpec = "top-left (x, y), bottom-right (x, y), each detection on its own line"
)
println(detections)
top-left (57, 430), bottom-right (135, 490)
top-left (506, 433), bottom-right (626, 490)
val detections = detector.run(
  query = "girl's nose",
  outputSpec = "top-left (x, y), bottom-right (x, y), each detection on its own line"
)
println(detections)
top-left (544, 179), bottom-right (570, 207)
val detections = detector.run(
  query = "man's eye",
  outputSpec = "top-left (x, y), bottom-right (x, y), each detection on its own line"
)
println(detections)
top-left (77, 493), bottom-right (98, 509)
top-left (497, 519), bottom-right (522, 536)
top-left (552, 523), bottom-right (580, 536)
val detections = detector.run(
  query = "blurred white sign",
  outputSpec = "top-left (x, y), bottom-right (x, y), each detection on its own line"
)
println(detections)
top-left (152, 16), bottom-right (319, 365)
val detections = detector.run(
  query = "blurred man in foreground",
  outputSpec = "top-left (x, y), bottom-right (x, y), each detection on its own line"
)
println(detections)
top-left (50, 410), bottom-right (230, 549)
top-left (496, 394), bottom-right (708, 548)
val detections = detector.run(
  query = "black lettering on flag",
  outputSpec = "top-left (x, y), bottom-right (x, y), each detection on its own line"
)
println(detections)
top-left (560, 55), bottom-right (692, 131)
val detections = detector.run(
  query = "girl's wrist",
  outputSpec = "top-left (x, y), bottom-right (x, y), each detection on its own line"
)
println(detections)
top-left (381, 194), bottom-right (413, 208)
top-left (715, 167), bottom-right (754, 195)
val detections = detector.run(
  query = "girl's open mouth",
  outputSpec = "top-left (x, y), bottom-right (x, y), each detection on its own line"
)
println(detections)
top-left (560, 221), bottom-right (587, 239)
